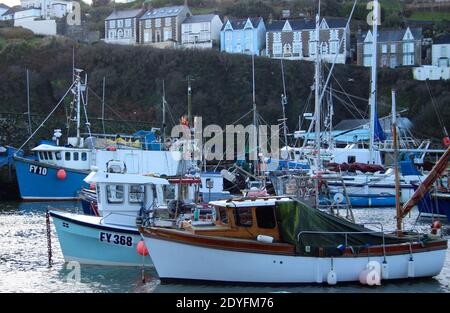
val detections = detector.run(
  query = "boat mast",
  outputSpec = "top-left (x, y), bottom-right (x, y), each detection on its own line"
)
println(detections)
top-left (314, 1), bottom-right (322, 170)
top-left (75, 70), bottom-right (82, 146)
top-left (162, 79), bottom-right (166, 144)
top-left (102, 76), bottom-right (106, 136)
top-left (280, 58), bottom-right (289, 162)
top-left (392, 89), bottom-right (402, 234)
top-left (369, 0), bottom-right (379, 164)
top-left (252, 53), bottom-right (259, 176)
top-left (26, 69), bottom-right (32, 136)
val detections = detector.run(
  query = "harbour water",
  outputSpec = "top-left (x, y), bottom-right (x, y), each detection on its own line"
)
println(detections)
top-left (1, 201), bottom-right (449, 293)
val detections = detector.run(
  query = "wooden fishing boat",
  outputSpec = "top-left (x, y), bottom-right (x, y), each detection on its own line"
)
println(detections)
top-left (139, 197), bottom-right (447, 284)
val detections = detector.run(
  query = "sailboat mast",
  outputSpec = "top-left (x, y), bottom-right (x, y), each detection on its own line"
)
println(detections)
top-left (252, 54), bottom-right (258, 175)
top-left (392, 89), bottom-right (402, 233)
top-left (369, 0), bottom-right (379, 164)
top-left (76, 73), bottom-right (81, 145)
top-left (314, 4), bottom-right (322, 168)
top-left (162, 80), bottom-right (166, 144)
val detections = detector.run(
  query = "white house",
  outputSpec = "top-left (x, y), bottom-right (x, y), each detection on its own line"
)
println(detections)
top-left (181, 14), bottom-right (222, 49)
top-left (20, 0), bottom-right (73, 19)
top-left (414, 34), bottom-right (450, 81)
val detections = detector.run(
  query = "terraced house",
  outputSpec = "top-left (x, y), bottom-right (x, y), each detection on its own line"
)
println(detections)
top-left (357, 27), bottom-right (423, 68)
top-left (139, 5), bottom-right (191, 48)
top-left (220, 17), bottom-right (266, 56)
top-left (105, 8), bottom-right (145, 45)
top-left (265, 17), bottom-right (350, 64)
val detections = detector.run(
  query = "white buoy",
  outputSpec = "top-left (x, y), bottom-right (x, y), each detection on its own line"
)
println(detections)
top-left (327, 270), bottom-right (337, 285)
top-left (381, 261), bottom-right (389, 280)
top-left (408, 259), bottom-right (415, 278)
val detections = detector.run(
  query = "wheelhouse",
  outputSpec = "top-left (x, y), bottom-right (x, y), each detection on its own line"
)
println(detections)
top-left (32, 144), bottom-right (91, 170)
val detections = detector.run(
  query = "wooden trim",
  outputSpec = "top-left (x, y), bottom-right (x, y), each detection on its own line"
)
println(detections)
top-left (141, 226), bottom-right (447, 258)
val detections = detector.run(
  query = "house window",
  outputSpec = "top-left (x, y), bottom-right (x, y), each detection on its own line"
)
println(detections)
top-left (273, 42), bottom-right (282, 56)
top-left (201, 22), bottom-right (209, 32)
top-left (155, 18), bottom-right (161, 28)
top-left (382, 44), bottom-right (387, 54)
top-left (293, 41), bottom-right (302, 55)
top-left (391, 44), bottom-right (396, 53)
top-left (125, 18), bottom-right (131, 27)
top-left (403, 42), bottom-right (414, 54)
top-left (117, 19), bottom-right (123, 28)
top-left (165, 17), bottom-right (171, 27)
top-left (65, 152), bottom-right (71, 161)
top-left (124, 28), bottom-right (131, 38)
top-left (321, 43), bottom-right (328, 55)
top-left (200, 32), bottom-right (209, 42)
top-left (403, 54), bottom-right (414, 66)
top-left (184, 23), bottom-right (192, 33)
top-left (164, 27), bottom-right (172, 41)
top-left (309, 41), bottom-right (316, 55)
top-left (256, 207), bottom-right (276, 229)
top-left (364, 43), bottom-right (372, 54)
top-left (155, 30), bottom-right (161, 42)
top-left (390, 56), bottom-right (397, 68)
top-left (441, 46), bottom-right (447, 57)
top-left (381, 55), bottom-right (388, 67)
top-left (245, 29), bottom-right (252, 51)
top-left (107, 185), bottom-right (124, 204)
top-left (234, 208), bottom-right (252, 227)
top-left (363, 56), bottom-right (372, 67)
top-left (117, 29), bottom-right (123, 38)
top-left (225, 31), bottom-right (232, 52)
top-left (109, 20), bottom-right (115, 28)
top-left (129, 185), bottom-right (145, 203)
top-left (144, 30), bottom-right (152, 42)
top-left (330, 41), bottom-right (338, 54)
top-left (145, 19), bottom-right (151, 29)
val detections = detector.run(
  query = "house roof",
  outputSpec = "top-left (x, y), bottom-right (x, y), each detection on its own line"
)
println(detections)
top-left (105, 8), bottom-right (144, 20)
top-left (140, 5), bottom-right (187, 20)
top-left (0, 3), bottom-right (10, 10)
top-left (2, 5), bottom-right (22, 16)
top-left (266, 17), bottom-right (347, 32)
top-left (221, 17), bottom-right (263, 31)
top-left (183, 14), bottom-right (217, 24)
top-left (357, 27), bottom-right (423, 43)
top-left (434, 34), bottom-right (450, 45)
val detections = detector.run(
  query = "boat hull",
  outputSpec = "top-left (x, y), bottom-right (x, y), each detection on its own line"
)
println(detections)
top-left (14, 157), bottom-right (89, 201)
top-left (50, 211), bottom-right (152, 267)
top-left (142, 231), bottom-right (447, 284)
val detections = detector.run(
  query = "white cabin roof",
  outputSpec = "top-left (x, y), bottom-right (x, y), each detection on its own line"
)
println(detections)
top-left (31, 144), bottom-right (90, 152)
top-left (84, 171), bottom-right (170, 185)
top-left (210, 198), bottom-right (292, 208)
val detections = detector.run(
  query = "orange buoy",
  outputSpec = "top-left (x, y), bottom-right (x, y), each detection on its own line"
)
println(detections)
top-left (136, 240), bottom-right (149, 256)
top-left (56, 169), bottom-right (67, 180)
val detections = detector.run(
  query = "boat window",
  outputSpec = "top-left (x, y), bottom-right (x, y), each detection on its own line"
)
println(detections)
top-left (163, 185), bottom-right (176, 201)
top-left (39, 152), bottom-right (44, 160)
top-left (234, 207), bottom-right (253, 227)
top-left (129, 185), bottom-right (145, 203)
top-left (48, 152), bottom-right (53, 160)
top-left (106, 185), bottom-right (124, 203)
top-left (43, 152), bottom-right (49, 160)
top-left (55, 152), bottom-right (62, 160)
top-left (217, 206), bottom-right (228, 224)
top-left (97, 186), bottom-right (101, 204)
top-left (348, 156), bottom-right (356, 163)
top-left (81, 152), bottom-right (87, 161)
top-left (73, 152), bottom-right (79, 161)
top-left (255, 206), bottom-right (276, 229)
top-left (65, 152), bottom-right (71, 161)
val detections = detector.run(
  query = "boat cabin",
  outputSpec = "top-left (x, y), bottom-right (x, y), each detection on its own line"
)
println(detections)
top-left (32, 144), bottom-right (92, 171)
top-left (84, 170), bottom-right (169, 227)
top-left (183, 198), bottom-right (292, 241)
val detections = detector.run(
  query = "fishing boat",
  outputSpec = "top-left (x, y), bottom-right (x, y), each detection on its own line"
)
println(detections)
top-left (49, 160), bottom-right (207, 266)
top-left (14, 69), bottom-right (190, 201)
top-left (139, 196), bottom-right (447, 284)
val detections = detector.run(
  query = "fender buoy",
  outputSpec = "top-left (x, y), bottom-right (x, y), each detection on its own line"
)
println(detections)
top-left (56, 169), bottom-right (67, 180)
top-left (136, 240), bottom-right (149, 256)
top-left (90, 183), bottom-right (96, 190)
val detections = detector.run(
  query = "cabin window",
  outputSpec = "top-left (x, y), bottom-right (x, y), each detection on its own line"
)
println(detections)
top-left (48, 152), bottom-right (53, 160)
top-left (163, 185), bottom-right (176, 201)
top-left (81, 152), bottom-right (87, 161)
top-left (55, 152), bottom-right (61, 160)
top-left (65, 152), bottom-right (71, 161)
top-left (106, 185), bottom-right (124, 203)
top-left (73, 152), bottom-right (79, 161)
top-left (348, 156), bottom-right (356, 163)
top-left (43, 152), bottom-right (49, 160)
top-left (39, 152), bottom-right (44, 160)
top-left (129, 185), bottom-right (145, 203)
top-left (255, 206), bottom-right (276, 229)
top-left (97, 185), bottom-right (101, 204)
top-left (217, 206), bottom-right (228, 224)
top-left (234, 207), bottom-right (253, 227)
